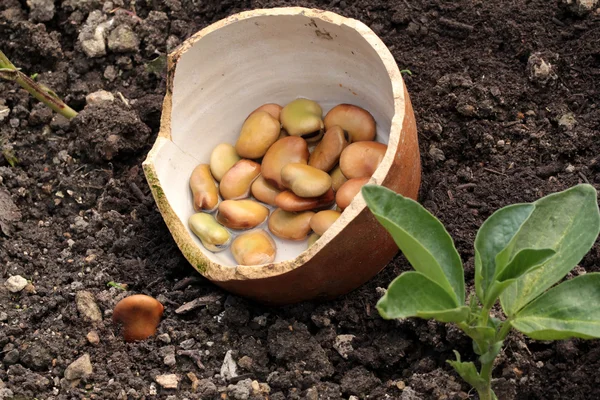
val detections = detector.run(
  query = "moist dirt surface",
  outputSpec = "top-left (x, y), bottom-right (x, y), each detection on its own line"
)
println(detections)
top-left (1, 0), bottom-right (600, 399)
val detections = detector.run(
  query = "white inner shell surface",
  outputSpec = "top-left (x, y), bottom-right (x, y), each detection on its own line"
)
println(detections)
top-left (155, 13), bottom-right (395, 266)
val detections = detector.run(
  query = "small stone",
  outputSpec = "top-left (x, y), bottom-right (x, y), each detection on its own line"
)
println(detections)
top-left (187, 372), bottom-right (199, 390)
top-left (196, 378), bottom-right (217, 396)
top-left (429, 146), bottom-right (446, 162)
top-left (87, 331), bottom-right (100, 345)
top-left (227, 378), bottom-right (252, 400)
top-left (76, 291), bottom-right (102, 322)
top-left (396, 380), bottom-right (406, 390)
top-left (527, 52), bottom-right (558, 86)
top-left (155, 374), bottom-right (179, 389)
top-left (108, 25), bottom-right (140, 53)
top-left (86, 90), bottom-right (115, 105)
top-left (306, 387), bottom-right (319, 400)
top-left (180, 338), bottom-right (195, 349)
top-left (258, 382), bottom-right (271, 394)
top-left (5, 275), bottom-right (28, 293)
top-left (456, 103), bottom-right (476, 117)
top-left (3, 349), bottom-right (19, 365)
top-left (164, 353), bottom-right (176, 366)
top-left (566, 164), bottom-right (576, 173)
top-left (78, 10), bottom-right (111, 58)
top-left (221, 350), bottom-right (238, 381)
top-left (238, 355), bottom-right (253, 370)
top-left (558, 113), bottom-right (577, 131)
top-left (149, 383), bottom-right (157, 395)
top-left (252, 314), bottom-right (268, 326)
top-left (349, 396), bottom-right (359, 400)
top-left (104, 65), bottom-right (118, 82)
top-left (64, 353), bottom-right (93, 380)
top-left (496, 140), bottom-right (505, 147)
top-left (422, 122), bottom-right (443, 136)
top-left (562, 0), bottom-right (599, 15)
top-left (157, 333), bottom-right (171, 343)
top-left (9, 118), bottom-right (19, 128)
top-left (27, 0), bottom-right (55, 22)
top-left (401, 387), bottom-right (421, 400)
top-left (0, 312), bottom-right (7, 321)
top-left (333, 335), bottom-right (355, 359)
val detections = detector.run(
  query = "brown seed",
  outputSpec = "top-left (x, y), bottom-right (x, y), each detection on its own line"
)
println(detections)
top-left (188, 213), bottom-right (231, 252)
top-left (209, 143), bottom-right (240, 182)
top-left (339, 141), bottom-right (387, 179)
top-left (219, 159), bottom-right (261, 200)
top-left (274, 188), bottom-right (335, 212)
top-left (281, 163), bottom-right (332, 198)
top-left (216, 200), bottom-right (269, 230)
top-left (251, 175), bottom-right (281, 206)
top-left (231, 229), bottom-right (276, 266)
top-left (268, 208), bottom-right (315, 241)
top-left (280, 98), bottom-right (324, 139)
top-left (309, 210), bottom-right (342, 236)
top-left (308, 233), bottom-right (320, 248)
top-left (189, 164), bottom-right (219, 212)
top-left (261, 136), bottom-right (309, 190)
top-left (324, 104), bottom-right (376, 142)
top-left (336, 177), bottom-right (370, 210)
top-left (330, 166), bottom-right (349, 192)
top-left (112, 295), bottom-right (164, 342)
top-left (308, 125), bottom-right (349, 172)
top-left (248, 103), bottom-right (283, 121)
top-left (235, 111), bottom-right (281, 159)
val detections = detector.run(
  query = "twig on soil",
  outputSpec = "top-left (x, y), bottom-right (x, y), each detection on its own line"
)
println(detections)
top-left (579, 171), bottom-right (590, 184)
top-left (483, 167), bottom-right (507, 177)
top-left (439, 17), bottom-right (474, 32)
top-left (175, 292), bottom-right (224, 314)
top-left (456, 183), bottom-right (477, 190)
top-left (129, 182), bottom-right (148, 203)
top-left (0, 50), bottom-right (77, 119)
top-left (173, 276), bottom-right (202, 291)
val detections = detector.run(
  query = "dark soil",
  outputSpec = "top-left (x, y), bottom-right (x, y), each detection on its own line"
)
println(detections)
top-left (1, 0), bottom-right (599, 399)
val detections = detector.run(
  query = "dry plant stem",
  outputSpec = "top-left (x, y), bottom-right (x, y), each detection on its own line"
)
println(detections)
top-left (0, 50), bottom-right (78, 119)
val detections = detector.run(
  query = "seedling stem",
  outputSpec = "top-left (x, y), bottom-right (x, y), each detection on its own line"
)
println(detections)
top-left (0, 50), bottom-right (77, 120)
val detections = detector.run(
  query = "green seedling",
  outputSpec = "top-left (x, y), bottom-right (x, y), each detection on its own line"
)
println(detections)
top-left (2, 145), bottom-right (18, 167)
top-left (0, 50), bottom-right (77, 119)
top-left (361, 184), bottom-right (600, 400)
top-left (400, 69), bottom-right (413, 76)
top-left (107, 281), bottom-right (127, 291)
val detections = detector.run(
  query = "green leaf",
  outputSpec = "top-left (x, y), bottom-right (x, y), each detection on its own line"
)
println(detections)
top-left (500, 184), bottom-right (600, 315)
top-left (512, 273), bottom-right (600, 340)
top-left (474, 204), bottom-right (534, 302)
top-left (447, 351), bottom-right (486, 389)
top-left (376, 272), bottom-right (469, 323)
top-left (483, 248), bottom-right (556, 307)
top-left (479, 341), bottom-right (503, 364)
top-left (496, 248), bottom-right (556, 282)
top-left (363, 185), bottom-right (465, 304)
